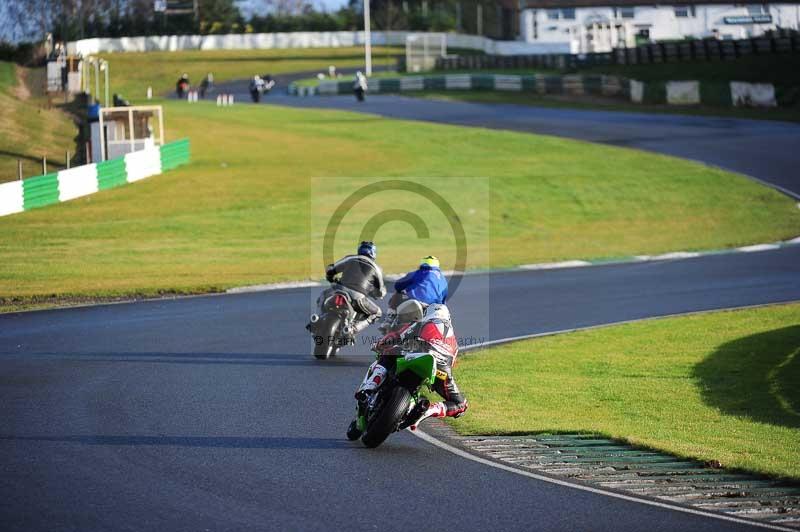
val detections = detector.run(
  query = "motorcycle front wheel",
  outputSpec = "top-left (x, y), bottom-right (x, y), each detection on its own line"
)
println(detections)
top-left (361, 386), bottom-right (412, 448)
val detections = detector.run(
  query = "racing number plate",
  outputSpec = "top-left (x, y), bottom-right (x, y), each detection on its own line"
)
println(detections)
top-left (435, 369), bottom-right (448, 380)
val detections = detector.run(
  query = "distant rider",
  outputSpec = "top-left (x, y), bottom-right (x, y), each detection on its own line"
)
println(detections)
top-left (351, 304), bottom-right (467, 437)
top-left (318, 241), bottom-right (386, 337)
top-left (176, 73), bottom-right (189, 99)
top-left (353, 71), bottom-right (367, 102)
top-left (249, 75), bottom-right (264, 102)
top-left (384, 255), bottom-right (448, 326)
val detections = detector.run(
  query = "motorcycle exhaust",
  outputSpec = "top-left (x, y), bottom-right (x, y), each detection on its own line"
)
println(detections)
top-left (310, 314), bottom-right (319, 323)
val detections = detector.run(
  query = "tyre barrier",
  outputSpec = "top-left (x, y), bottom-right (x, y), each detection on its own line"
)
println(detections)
top-left (0, 138), bottom-right (191, 217)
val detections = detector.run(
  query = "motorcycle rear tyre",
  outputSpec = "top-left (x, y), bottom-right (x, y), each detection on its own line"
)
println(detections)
top-left (361, 386), bottom-right (411, 448)
top-left (313, 317), bottom-right (340, 360)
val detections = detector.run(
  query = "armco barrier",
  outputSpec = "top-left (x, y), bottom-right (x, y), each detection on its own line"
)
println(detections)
top-left (0, 139), bottom-right (190, 218)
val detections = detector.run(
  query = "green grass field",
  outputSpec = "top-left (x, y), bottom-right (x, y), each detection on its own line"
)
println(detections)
top-left (1, 97), bottom-right (798, 307)
top-left (99, 47), bottom-right (401, 101)
top-left (0, 62), bottom-right (80, 183)
top-left (452, 303), bottom-right (800, 480)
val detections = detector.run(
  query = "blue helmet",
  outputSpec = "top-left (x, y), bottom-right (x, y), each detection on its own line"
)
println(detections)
top-left (358, 241), bottom-right (377, 260)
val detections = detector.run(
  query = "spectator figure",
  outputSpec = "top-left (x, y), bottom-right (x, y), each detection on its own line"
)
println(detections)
top-left (199, 72), bottom-right (213, 99)
top-left (113, 93), bottom-right (130, 107)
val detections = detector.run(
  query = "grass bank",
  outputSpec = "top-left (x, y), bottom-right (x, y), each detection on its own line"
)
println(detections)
top-left (0, 62), bottom-right (80, 183)
top-left (0, 99), bottom-right (798, 307)
top-left (452, 302), bottom-right (800, 480)
top-left (99, 47), bottom-right (401, 100)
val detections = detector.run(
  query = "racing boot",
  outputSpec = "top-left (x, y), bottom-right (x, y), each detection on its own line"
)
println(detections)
top-left (409, 401), bottom-right (447, 431)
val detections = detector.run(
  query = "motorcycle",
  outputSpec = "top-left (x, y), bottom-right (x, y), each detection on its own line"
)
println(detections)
top-left (307, 288), bottom-right (358, 360)
top-left (176, 80), bottom-right (189, 99)
top-left (347, 350), bottom-right (440, 448)
top-left (379, 295), bottom-right (426, 335)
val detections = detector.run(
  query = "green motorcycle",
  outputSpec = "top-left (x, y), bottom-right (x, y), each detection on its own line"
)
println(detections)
top-left (347, 351), bottom-right (441, 448)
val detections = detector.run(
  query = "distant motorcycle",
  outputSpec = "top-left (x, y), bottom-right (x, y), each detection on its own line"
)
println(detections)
top-left (353, 72), bottom-right (367, 102)
top-left (348, 350), bottom-right (440, 448)
top-left (307, 287), bottom-right (358, 360)
top-left (250, 75), bottom-right (276, 103)
top-left (176, 80), bottom-right (189, 99)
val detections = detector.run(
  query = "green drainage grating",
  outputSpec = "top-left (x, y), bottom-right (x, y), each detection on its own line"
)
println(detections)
top-left (426, 427), bottom-right (800, 529)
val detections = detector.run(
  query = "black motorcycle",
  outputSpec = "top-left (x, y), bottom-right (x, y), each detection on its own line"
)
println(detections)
top-left (307, 288), bottom-right (358, 359)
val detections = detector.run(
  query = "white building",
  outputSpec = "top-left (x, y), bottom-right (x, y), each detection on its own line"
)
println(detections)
top-left (520, 2), bottom-right (800, 53)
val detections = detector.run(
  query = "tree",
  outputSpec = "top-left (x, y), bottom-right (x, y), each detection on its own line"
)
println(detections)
top-left (199, 0), bottom-right (241, 32)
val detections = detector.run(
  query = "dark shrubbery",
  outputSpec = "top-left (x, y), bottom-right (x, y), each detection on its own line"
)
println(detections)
top-left (0, 41), bottom-right (45, 66)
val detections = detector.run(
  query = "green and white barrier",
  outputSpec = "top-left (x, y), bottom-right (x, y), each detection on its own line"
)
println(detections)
top-left (730, 82), bottom-right (777, 107)
top-left (291, 74), bottom-right (782, 109)
top-left (631, 79), bottom-right (777, 107)
top-left (666, 81), bottom-right (701, 105)
top-left (0, 138), bottom-right (190, 217)
top-left (288, 74), bottom-right (630, 98)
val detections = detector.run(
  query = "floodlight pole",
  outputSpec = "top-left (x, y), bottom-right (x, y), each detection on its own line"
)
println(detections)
top-left (103, 61), bottom-right (109, 107)
top-left (94, 59), bottom-right (100, 104)
top-left (364, 0), bottom-right (372, 76)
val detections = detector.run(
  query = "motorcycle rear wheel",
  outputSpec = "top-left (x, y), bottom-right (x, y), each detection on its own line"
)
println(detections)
top-left (313, 317), bottom-right (340, 360)
top-left (361, 386), bottom-right (411, 448)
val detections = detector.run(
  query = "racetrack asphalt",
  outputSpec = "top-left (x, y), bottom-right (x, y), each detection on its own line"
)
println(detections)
top-left (2, 246), bottom-right (799, 531)
top-left (214, 73), bottom-right (800, 199)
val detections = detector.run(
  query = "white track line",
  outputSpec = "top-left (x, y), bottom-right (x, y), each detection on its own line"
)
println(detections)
top-left (410, 299), bottom-right (800, 532)
top-left (226, 281), bottom-right (321, 293)
top-left (737, 244), bottom-right (782, 253)
top-left (518, 260), bottom-right (591, 270)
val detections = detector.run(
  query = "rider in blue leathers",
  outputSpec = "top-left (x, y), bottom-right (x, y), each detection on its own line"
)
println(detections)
top-left (388, 256), bottom-right (448, 317)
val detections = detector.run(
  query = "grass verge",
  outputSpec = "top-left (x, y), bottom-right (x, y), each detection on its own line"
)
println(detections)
top-left (0, 62), bottom-right (80, 183)
top-left (1, 99), bottom-right (798, 307)
top-left (99, 47), bottom-right (401, 101)
top-left (452, 302), bottom-right (800, 480)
